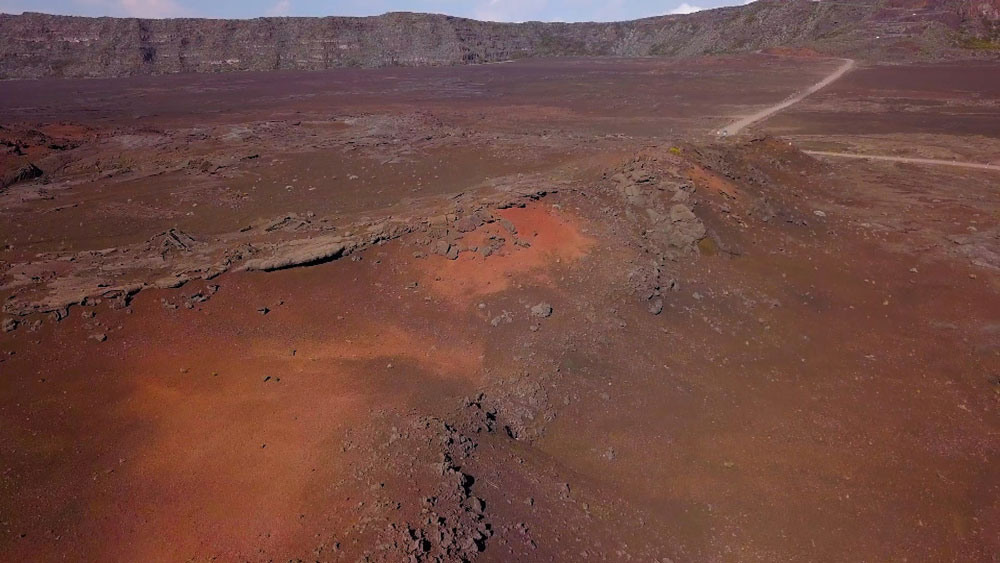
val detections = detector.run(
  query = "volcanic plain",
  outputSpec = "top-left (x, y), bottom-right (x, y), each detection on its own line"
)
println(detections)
top-left (1, 53), bottom-right (998, 563)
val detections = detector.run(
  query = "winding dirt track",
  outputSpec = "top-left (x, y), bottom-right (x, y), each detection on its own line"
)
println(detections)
top-left (805, 150), bottom-right (1000, 171)
top-left (718, 58), bottom-right (855, 136)
top-left (718, 59), bottom-right (1000, 174)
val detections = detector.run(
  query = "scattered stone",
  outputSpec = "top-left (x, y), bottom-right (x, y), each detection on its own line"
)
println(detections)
top-left (3, 162), bottom-right (43, 189)
top-left (49, 308), bottom-right (69, 322)
top-left (558, 482), bottom-right (571, 500)
top-left (498, 218), bottom-right (517, 234)
top-left (154, 275), bottom-right (189, 289)
top-left (242, 237), bottom-right (346, 272)
top-left (2, 317), bottom-right (18, 333)
top-left (257, 307), bottom-right (270, 315)
top-left (530, 303), bottom-right (553, 318)
top-left (187, 290), bottom-right (211, 305)
top-left (490, 311), bottom-right (513, 327)
top-left (265, 213), bottom-right (311, 232)
top-left (89, 333), bottom-right (107, 342)
top-left (813, 210), bottom-right (827, 217)
top-left (108, 285), bottom-right (141, 310)
top-left (433, 240), bottom-right (451, 257)
top-left (150, 228), bottom-right (196, 254)
top-left (465, 496), bottom-right (486, 515)
top-left (455, 215), bottom-right (484, 233)
top-left (648, 299), bottom-right (664, 315)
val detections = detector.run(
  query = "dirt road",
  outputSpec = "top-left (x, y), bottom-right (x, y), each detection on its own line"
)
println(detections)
top-left (805, 150), bottom-right (1000, 171)
top-left (718, 58), bottom-right (855, 136)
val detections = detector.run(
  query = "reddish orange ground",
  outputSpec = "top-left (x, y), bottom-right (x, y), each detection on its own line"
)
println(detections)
top-left (1, 56), bottom-right (998, 562)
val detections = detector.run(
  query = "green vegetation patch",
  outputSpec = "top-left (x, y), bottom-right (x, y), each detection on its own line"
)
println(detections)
top-left (959, 36), bottom-right (1000, 50)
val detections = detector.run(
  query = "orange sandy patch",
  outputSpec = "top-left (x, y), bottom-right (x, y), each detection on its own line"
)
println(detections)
top-left (420, 204), bottom-right (595, 304)
top-left (94, 267), bottom-right (488, 559)
top-left (105, 339), bottom-right (361, 559)
top-left (37, 123), bottom-right (94, 139)
top-left (259, 323), bottom-right (486, 379)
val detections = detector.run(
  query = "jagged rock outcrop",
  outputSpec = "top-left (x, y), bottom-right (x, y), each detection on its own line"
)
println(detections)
top-left (960, 0), bottom-right (1000, 36)
top-left (0, 0), bottom-right (997, 79)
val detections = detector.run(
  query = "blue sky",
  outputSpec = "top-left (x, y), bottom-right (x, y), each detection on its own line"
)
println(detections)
top-left (0, 0), bottom-right (754, 21)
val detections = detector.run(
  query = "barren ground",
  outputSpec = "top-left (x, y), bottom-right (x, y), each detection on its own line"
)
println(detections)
top-left (1, 54), bottom-right (997, 562)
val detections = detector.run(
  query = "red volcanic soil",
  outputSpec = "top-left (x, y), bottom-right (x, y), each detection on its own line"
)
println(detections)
top-left (1, 56), bottom-right (998, 562)
top-left (418, 206), bottom-right (595, 303)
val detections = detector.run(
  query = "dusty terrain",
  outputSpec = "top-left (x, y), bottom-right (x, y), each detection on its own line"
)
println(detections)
top-left (1, 53), bottom-right (998, 563)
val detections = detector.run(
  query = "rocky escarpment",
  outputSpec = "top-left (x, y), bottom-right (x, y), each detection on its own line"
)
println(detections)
top-left (0, 0), bottom-right (997, 79)
top-left (960, 0), bottom-right (1000, 38)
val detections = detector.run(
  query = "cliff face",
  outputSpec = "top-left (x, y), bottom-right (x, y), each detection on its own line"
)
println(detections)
top-left (961, 0), bottom-right (1000, 35)
top-left (0, 0), bottom-right (996, 79)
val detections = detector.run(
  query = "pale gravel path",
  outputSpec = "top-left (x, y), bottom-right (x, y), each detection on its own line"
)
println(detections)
top-left (715, 58), bottom-right (1000, 174)
top-left (717, 58), bottom-right (855, 137)
top-left (805, 150), bottom-right (1000, 172)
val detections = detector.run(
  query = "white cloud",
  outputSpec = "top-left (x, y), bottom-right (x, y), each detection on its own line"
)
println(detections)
top-left (118, 0), bottom-right (186, 17)
top-left (668, 3), bottom-right (704, 15)
top-left (72, 0), bottom-right (188, 18)
top-left (474, 0), bottom-right (549, 22)
top-left (268, 0), bottom-right (291, 16)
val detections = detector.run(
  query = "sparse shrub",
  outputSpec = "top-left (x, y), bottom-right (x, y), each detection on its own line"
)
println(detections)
top-left (959, 36), bottom-right (1000, 50)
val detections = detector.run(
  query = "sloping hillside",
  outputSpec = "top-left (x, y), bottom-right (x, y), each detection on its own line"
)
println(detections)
top-left (0, 0), bottom-right (997, 79)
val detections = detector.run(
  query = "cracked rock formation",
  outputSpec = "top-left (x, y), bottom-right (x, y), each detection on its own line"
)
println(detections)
top-left (1, 0), bottom-right (998, 79)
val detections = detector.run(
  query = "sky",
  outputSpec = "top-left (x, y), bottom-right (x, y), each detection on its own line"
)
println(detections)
top-left (0, 0), bottom-right (756, 22)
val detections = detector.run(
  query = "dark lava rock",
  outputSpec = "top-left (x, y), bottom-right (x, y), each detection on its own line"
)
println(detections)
top-left (649, 298), bottom-right (664, 315)
top-left (1, 162), bottom-right (42, 190)
top-left (433, 240), bottom-right (451, 257)
top-left (455, 215), bottom-right (484, 233)
top-left (530, 303), bottom-right (553, 318)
